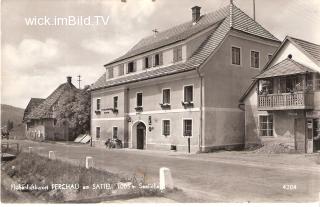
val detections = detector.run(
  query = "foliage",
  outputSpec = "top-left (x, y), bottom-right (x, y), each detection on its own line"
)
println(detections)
top-left (55, 85), bottom-right (91, 138)
top-left (7, 120), bottom-right (14, 131)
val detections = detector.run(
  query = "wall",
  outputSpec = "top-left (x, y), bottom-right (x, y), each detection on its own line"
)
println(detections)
top-left (202, 31), bottom-right (280, 150)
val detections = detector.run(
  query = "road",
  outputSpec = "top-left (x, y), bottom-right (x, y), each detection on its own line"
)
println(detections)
top-left (16, 140), bottom-right (320, 202)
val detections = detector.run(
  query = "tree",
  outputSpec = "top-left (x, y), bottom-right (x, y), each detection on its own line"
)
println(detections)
top-left (7, 120), bottom-right (14, 132)
top-left (55, 85), bottom-right (91, 138)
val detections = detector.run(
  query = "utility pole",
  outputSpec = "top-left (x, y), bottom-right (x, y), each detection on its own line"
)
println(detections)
top-left (77, 75), bottom-right (82, 89)
top-left (253, 0), bottom-right (256, 21)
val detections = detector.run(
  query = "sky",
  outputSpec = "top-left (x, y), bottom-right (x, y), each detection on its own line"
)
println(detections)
top-left (1, 0), bottom-right (320, 108)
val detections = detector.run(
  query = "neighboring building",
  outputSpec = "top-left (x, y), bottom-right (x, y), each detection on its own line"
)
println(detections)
top-left (23, 77), bottom-right (79, 141)
top-left (90, 3), bottom-right (280, 152)
top-left (240, 36), bottom-right (320, 153)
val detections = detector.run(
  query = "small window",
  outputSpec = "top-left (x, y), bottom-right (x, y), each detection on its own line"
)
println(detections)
top-left (136, 93), bottom-right (143, 107)
top-left (96, 127), bottom-right (101, 139)
top-left (154, 54), bottom-right (160, 66)
top-left (162, 120), bottom-right (170, 136)
top-left (259, 115), bottom-right (273, 137)
top-left (173, 46), bottom-right (182, 62)
top-left (127, 61), bottom-right (135, 73)
top-left (53, 119), bottom-right (57, 126)
top-left (231, 47), bottom-right (241, 65)
top-left (162, 89), bottom-right (170, 104)
top-left (108, 68), bottom-right (114, 78)
top-left (183, 119), bottom-right (192, 136)
top-left (184, 85), bottom-right (193, 102)
top-left (144, 56), bottom-right (151, 69)
top-left (251, 51), bottom-right (260, 68)
top-left (113, 96), bottom-right (118, 109)
top-left (315, 73), bottom-right (320, 91)
top-left (96, 99), bottom-right (101, 110)
top-left (119, 64), bottom-right (124, 76)
top-left (113, 127), bottom-right (118, 138)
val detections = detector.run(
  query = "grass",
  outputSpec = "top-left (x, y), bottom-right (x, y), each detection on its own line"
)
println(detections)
top-left (2, 152), bottom-right (162, 202)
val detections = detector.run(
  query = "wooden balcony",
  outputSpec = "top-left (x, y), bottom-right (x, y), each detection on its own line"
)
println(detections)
top-left (258, 92), bottom-right (314, 111)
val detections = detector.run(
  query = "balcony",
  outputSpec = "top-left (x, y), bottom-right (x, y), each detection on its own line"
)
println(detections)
top-left (258, 92), bottom-right (314, 111)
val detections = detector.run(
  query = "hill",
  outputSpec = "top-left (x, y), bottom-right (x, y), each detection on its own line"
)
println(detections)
top-left (1, 104), bottom-right (24, 127)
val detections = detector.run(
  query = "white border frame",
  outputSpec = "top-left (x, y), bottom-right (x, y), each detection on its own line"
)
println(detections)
top-left (258, 114), bottom-right (274, 138)
top-left (182, 118), bottom-right (193, 138)
top-left (250, 49), bottom-right (261, 69)
top-left (230, 45), bottom-right (242, 67)
top-left (112, 126), bottom-right (118, 139)
top-left (136, 91), bottom-right (143, 108)
top-left (182, 84), bottom-right (194, 103)
top-left (161, 88), bottom-right (171, 104)
top-left (161, 119), bottom-right (171, 138)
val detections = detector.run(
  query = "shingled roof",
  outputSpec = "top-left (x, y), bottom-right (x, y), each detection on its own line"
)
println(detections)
top-left (255, 58), bottom-right (317, 79)
top-left (23, 98), bottom-right (45, 121)
top-left (91, 4), bottom-right (279, 91)
top-left (25, 81), bottom-right (78, 120)
top-left (289, 36), bottom-right (320, 64)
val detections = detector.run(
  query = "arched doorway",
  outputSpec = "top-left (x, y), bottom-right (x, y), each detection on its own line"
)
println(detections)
top-left (136, 122), bottom-right (146, 149)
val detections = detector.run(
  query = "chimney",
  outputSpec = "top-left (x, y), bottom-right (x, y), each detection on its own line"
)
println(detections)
top-left (191, 6), bottom-right (201, 23)
top-left (67, 76), bottom-right (72, 84)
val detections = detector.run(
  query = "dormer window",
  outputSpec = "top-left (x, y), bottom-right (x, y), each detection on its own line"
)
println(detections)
top-left (173, 46), bottom-right (182, 62)
top-left (119, 64), bottom-right (124, 76)
top-left (144, 56), bottom-right (151, 69)
top-left (153, 52), bottom-right (163, 67)
top-left (127, 61), bottom-right (136, 73)
top-left (108, 68), bottom-right (114, 79)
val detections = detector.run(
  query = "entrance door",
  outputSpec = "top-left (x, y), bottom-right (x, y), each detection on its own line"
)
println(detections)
top-left (306, 119), bottom-right (313, 153)
top-left (136, 122), bottom-right (146, 150)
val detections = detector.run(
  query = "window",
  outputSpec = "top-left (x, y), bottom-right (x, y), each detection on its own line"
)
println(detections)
top-left (259, 115), bottom-right (273, 137)
top-left (162, 120), bottom-right (170, 136)
top-left (96, 99), bottom-right (101, 110)
top-left (183, 119), bottom-right (192, 136)
top-left (113, 127), bottom-right (118, 138)
top-left (136, 93), bottom-right (143, 107)
top-left (315, 73), bottom-right (320, 91)
top-left (119, 64), bottom-right (124, 76)
top-left (144, 56), bottom-right (151, 69)
top-left (113, 96), bottom-right (118, 109)
top-left (173, 46), bottom-right (182, 62)
top-left (108, 68), bottom-right (114, 78)
top-left (154, 53), bottom-right (162, 66)
top-left (268, 54), bottom-right (273, 61)
top-left (53, 119), bottom-right (57, 126)
top-left (251, 51), bottom-right (260, 68)
top-left (231, 47), bottom-right (241, 65)
top-left (96, 127), bottom-right (101, 139)
top-left (184, 85), bottom-right (193, 102)
top-left (127, 61), bottom-right (135, 73)
top-left (162, 89), bottom-right (170, 104)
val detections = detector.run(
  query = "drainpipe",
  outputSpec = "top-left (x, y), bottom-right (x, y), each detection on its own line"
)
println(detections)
top-left (196, 67), bottom-right (203, 153)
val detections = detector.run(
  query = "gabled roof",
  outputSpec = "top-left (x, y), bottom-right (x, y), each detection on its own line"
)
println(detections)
top-left (240, 36), bottom-right (320, 102)
top-left (26, 82), bottom-right (78, 120)
top-left (289, 36), bottom-right (320, 64)
top-left (92, 4), bottom-right (279, 91)
top-left (105, 4), bottom-right (278, 67)
top-left (23, 98), bottom-right (45, 121)
top-left (255, 58), bottom-right (317, 79)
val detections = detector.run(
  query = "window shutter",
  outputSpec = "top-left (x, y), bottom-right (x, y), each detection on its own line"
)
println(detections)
top-left (133, 61), bottom-right (137, 72)
top-left (159, 52), bottom-right (163, 65)
top-left (142, 58), bottom-right (146, 70)
top-left (173, 48), bottom-right (177, 62)
top-left (178, 47), bottom-right (182, 61)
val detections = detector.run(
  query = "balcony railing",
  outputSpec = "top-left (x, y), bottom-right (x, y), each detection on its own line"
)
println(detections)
top-left (258, 92), bottom-right (314, 110)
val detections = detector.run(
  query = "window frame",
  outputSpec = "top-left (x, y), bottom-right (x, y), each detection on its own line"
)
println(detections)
top-left (108, 67), bottom-right (114, 79)
top-left (183, 118), bottom-right (193, 137)
top-left (112, 126), bottom-right (118, 139)
top-left (154, 53), bottom-right (160, 66)
top-left (96, 98), bottom-right (101, 111)
top-left (183, 85), bottom-right (194, 103)
top-left (127, 61), bottom-right (135, 73)
top-left (96, 126), bottom-right (101, 139)
top-left (162, 88), bottom-right (171, 104)
top-left (258, 115), bottom-right (274, 137)
top-left (113, 96), bottom-right (118, 110)
top-left (136, 92), bottom-right (143, 107)
top-left (250, 50), bottom-right (260, 69)
top-left (173, 46), bottom-right (183, 63)
top-left (231, 46), bottom-right (241, 66)
top-left (162, 119), bottom-right (171, 137)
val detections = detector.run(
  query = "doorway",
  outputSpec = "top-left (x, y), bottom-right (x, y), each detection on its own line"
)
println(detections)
top-left (136, 122), bottom-right (146, 150)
